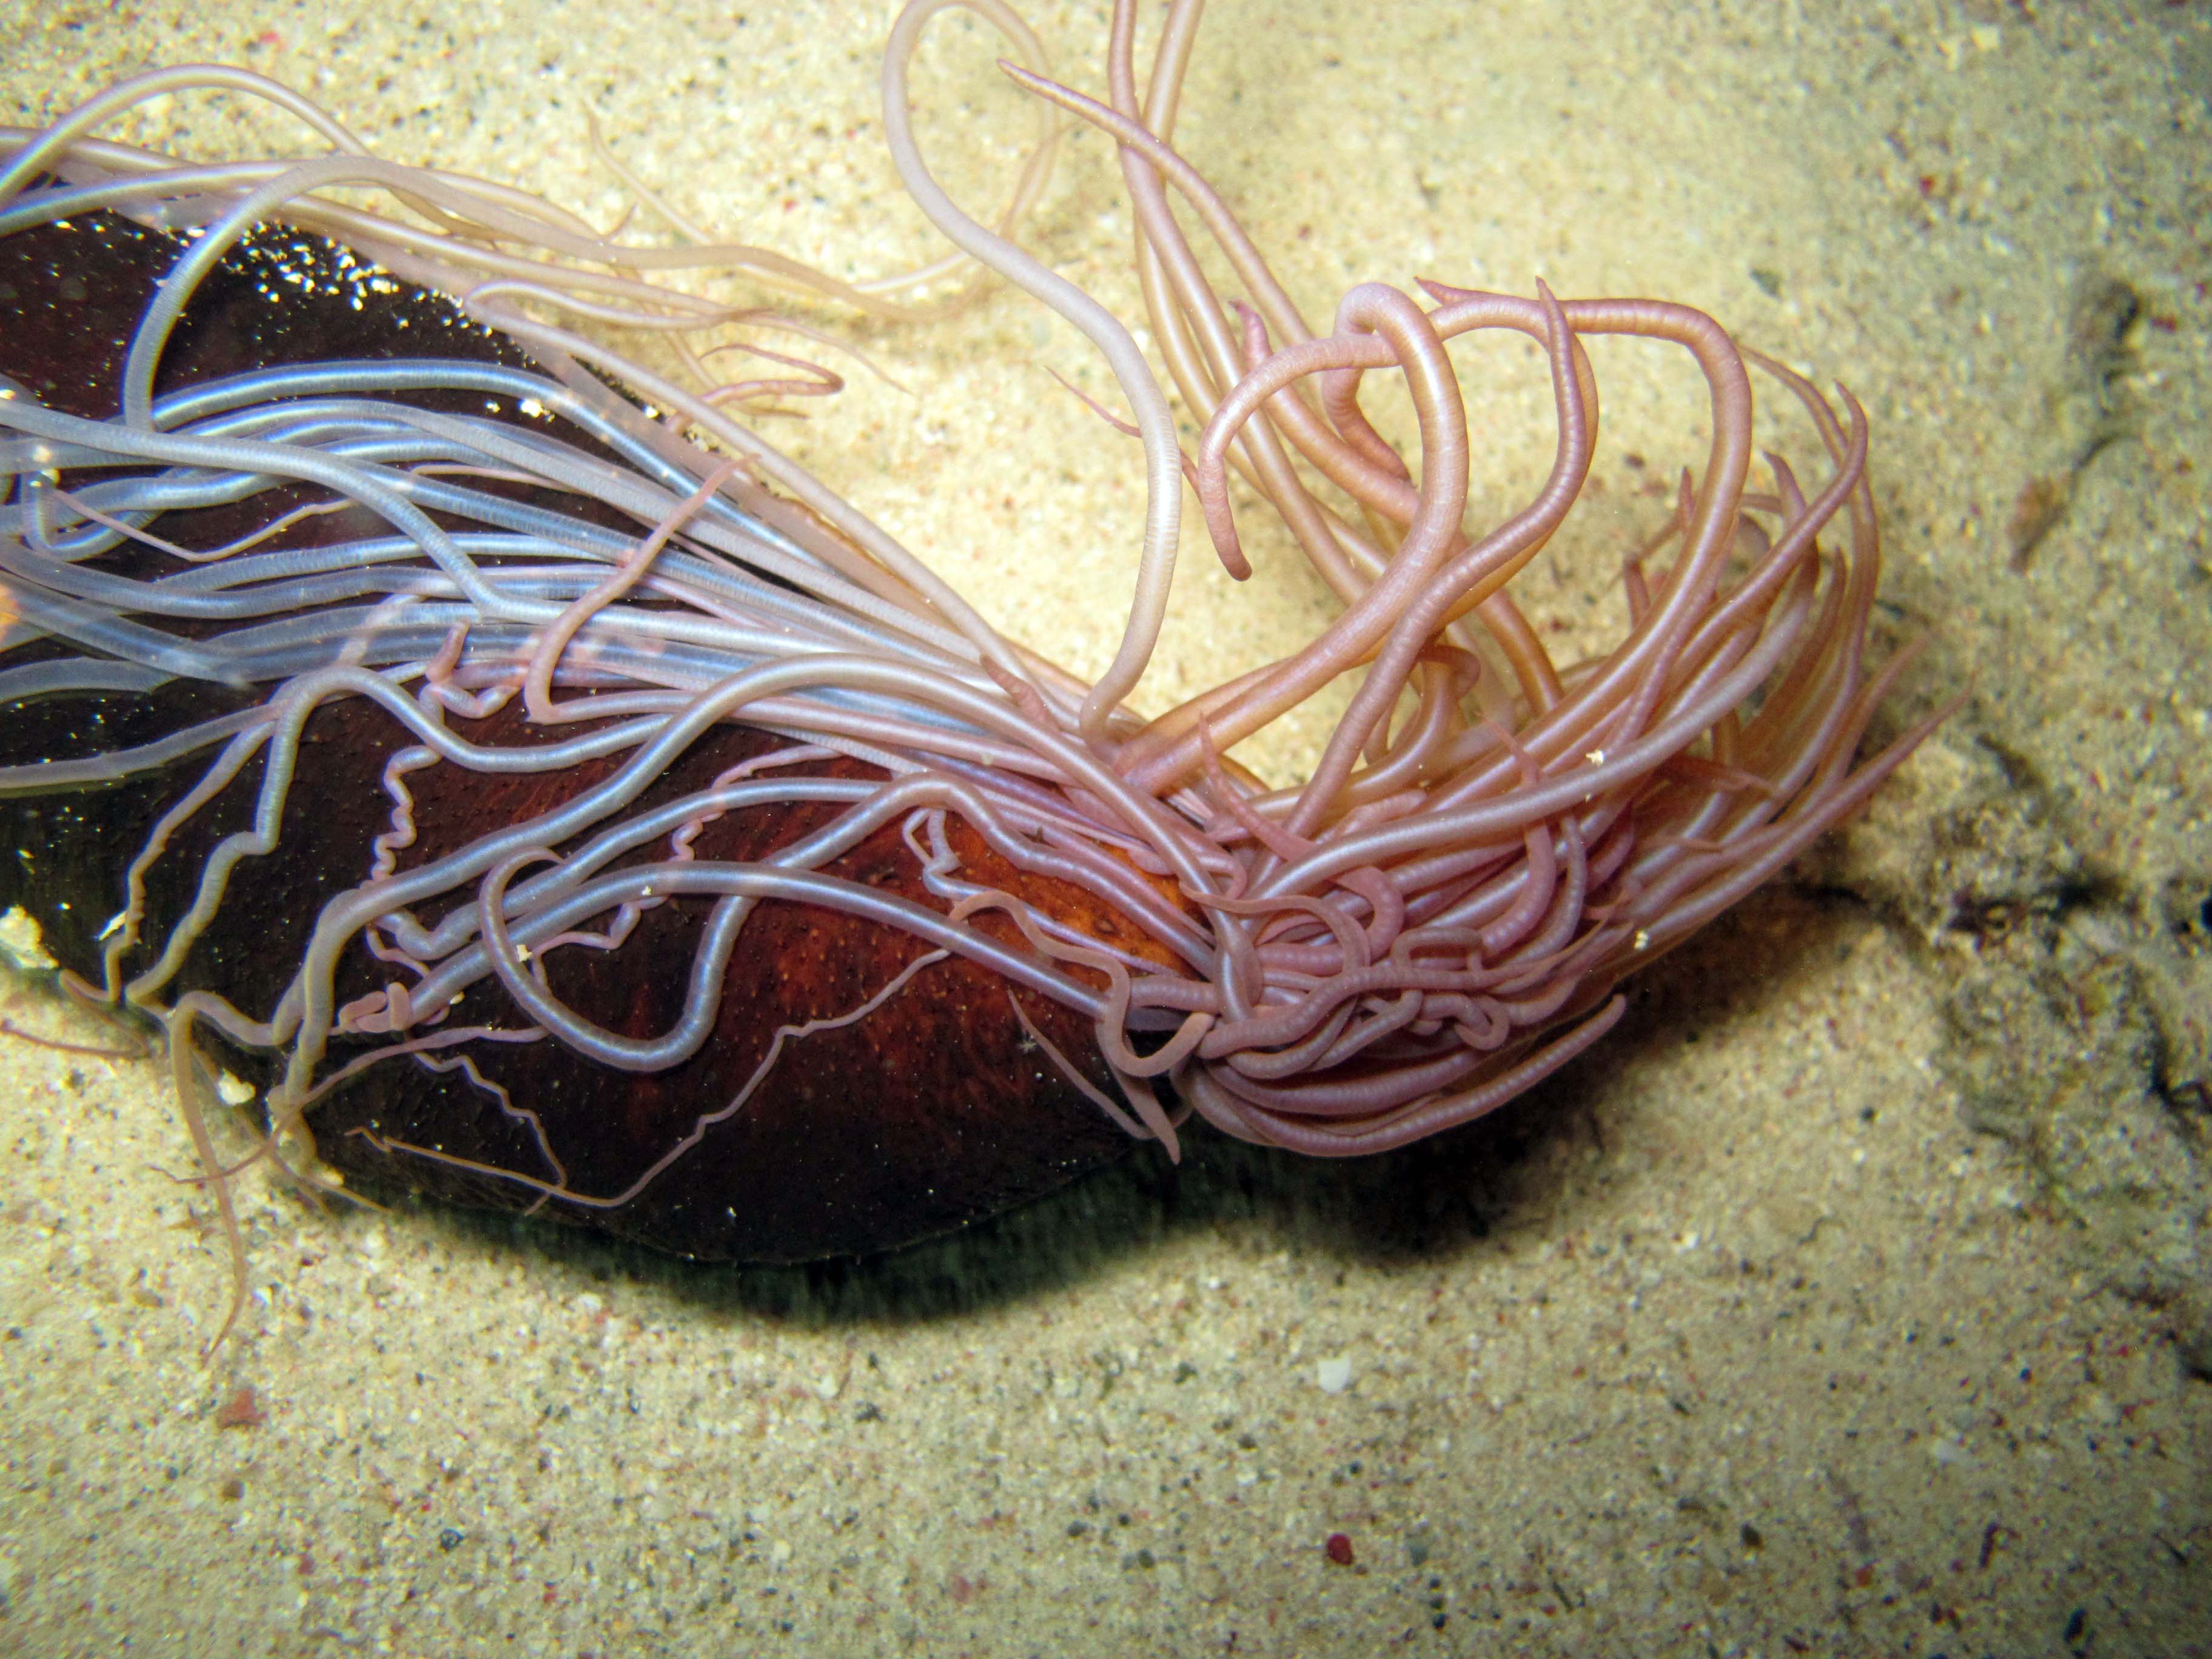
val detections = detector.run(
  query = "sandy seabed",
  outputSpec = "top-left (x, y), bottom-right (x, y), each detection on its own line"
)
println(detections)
top-left (2, 1), bottom-right (2208, 1654)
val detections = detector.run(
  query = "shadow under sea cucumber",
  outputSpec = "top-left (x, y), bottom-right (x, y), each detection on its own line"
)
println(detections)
top-left (0, 0), bottom-right (1939, 1337)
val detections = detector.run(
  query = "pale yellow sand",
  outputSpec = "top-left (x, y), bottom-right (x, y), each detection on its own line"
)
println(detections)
top-left (1, 2), bottom-right (2207, 1654)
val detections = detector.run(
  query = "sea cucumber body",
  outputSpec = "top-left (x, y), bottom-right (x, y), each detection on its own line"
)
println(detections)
top-left (0, 208), bottom-right (1141, 1260)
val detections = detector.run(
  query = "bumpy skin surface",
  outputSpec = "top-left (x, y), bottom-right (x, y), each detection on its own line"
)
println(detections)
top-left (0, 209), bottom-right (1144, 1261)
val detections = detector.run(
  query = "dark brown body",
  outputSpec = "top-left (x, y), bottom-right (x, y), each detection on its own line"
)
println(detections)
top-left (0, 206), bottom-right (1145, 1261)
